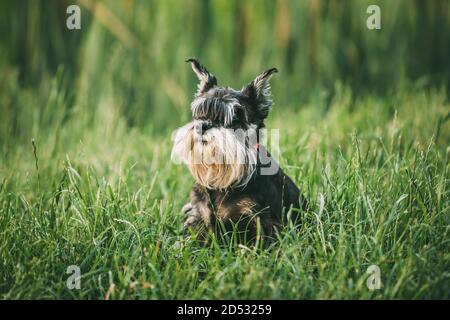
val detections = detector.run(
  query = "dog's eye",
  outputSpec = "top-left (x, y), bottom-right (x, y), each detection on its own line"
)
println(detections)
top-left (229, 107), bottom-right (246, 126)
top-left (223, 115), bottom-right (237, 128)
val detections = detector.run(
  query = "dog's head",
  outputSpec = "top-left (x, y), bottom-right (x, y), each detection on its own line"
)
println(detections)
top-left (172, 58), bottom-right (278, 190)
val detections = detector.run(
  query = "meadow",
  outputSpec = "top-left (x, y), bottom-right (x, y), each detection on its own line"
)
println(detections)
top-left (0, 0), bottom-right (449, 299)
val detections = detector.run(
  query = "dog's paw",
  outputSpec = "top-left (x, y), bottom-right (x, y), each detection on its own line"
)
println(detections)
top-left (182, 202), bottom-right (193, 215)
top-left (182, 202), bottom-right (202, 229)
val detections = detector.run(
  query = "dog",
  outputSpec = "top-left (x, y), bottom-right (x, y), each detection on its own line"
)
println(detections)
top-left (172, 58), bottom-right (307, 243)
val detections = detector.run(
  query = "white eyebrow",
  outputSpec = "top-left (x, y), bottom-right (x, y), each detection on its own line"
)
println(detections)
top-left (191, 96), bottom-right (238, 126)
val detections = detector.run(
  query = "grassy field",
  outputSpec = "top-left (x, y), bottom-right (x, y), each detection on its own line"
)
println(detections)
top-left (1, 83), bottom-right (449, 299)
top-left (0, 0), bottom-right (449, 299)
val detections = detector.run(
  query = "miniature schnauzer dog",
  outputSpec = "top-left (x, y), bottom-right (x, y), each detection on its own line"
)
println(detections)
top-left (172, 58), bottom-right (307, 242)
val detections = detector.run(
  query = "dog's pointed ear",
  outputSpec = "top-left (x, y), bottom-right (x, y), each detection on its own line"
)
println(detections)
top-left (186, 58), bottom-right (217, 96)
top-left (241, 68), bottom-right (278, 125)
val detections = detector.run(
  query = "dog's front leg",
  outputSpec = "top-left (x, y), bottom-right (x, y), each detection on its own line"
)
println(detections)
top-left (182, 201), bottom-right (213, 239)
top-left (182, 202), bottom-right (201, 228)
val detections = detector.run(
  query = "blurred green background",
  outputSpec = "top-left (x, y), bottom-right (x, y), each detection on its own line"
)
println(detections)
top-left (1, 0), bottom-right (449, 149)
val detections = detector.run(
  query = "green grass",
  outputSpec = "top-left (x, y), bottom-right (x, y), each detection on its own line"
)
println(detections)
top-left (0, 0), bottom-right (449, 300)
top-left (0, 81), bottom-right (449, 299)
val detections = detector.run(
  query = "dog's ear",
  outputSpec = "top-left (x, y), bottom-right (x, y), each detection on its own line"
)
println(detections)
top-left (241, 68), bottom-right (278, 126)
top-left (186, 58), bottom-right (217, 96)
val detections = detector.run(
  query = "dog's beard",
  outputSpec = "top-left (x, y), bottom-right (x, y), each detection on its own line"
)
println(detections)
top-left (172, 123), bottom-right (257, 189)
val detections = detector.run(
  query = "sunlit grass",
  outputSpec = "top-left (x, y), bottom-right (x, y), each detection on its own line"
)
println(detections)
top-left (0, 81), bottom-right (448, 299)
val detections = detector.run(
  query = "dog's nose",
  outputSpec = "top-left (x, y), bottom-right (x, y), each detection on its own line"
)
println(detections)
top-left (196, 122), bottom-right (211, 135)
top-left (202, 122), bottom-right (212, 134)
